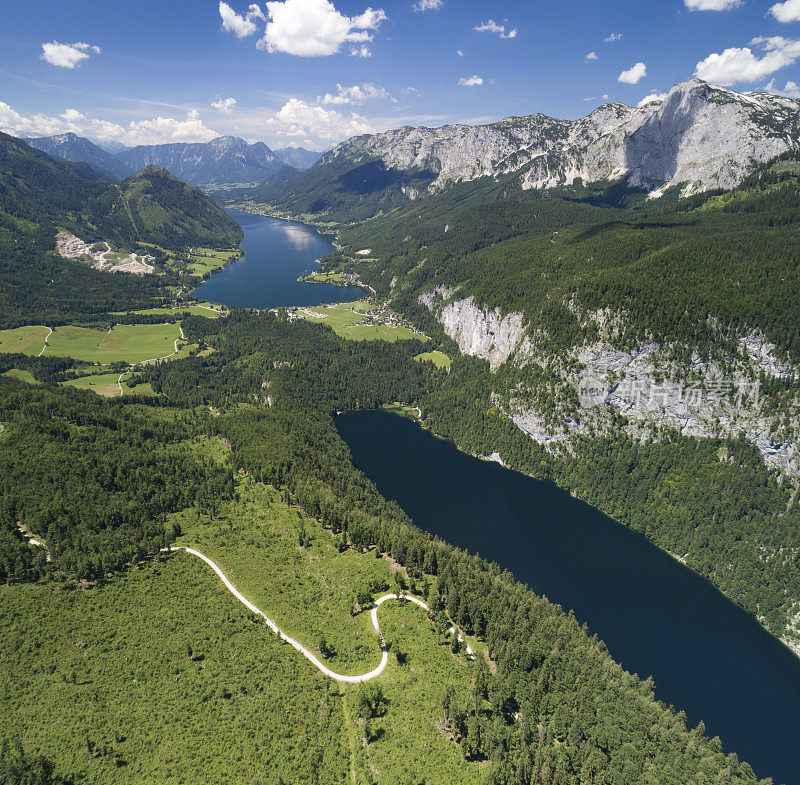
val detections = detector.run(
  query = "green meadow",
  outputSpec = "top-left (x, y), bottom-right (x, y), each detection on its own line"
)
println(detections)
top-left (187, 247), bottom-right (240, 277)
top-left (298, 301), bottom-right (427, 343)
top-left (0, 326), bottom-right (50, 356)
top-left (43, 323), bottom-right (187, 364)
top-left (414, 350), bottom-right (452, 369)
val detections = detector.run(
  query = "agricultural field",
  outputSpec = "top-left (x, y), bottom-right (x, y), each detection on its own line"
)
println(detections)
top-left (61, 371), bottom-right (155, 398)
top-left (113, 304), bottom-right (226, 319)
top-left (187, 247), bottom-right (240, 277)
top-left (297, 301), bottom-right (428, 343)
top-left (415, 350), bottom-right (452, 370)
top-left (0, 326), bottom-right (50, 356)
top-left (43, 323), bottom-right (188, 364)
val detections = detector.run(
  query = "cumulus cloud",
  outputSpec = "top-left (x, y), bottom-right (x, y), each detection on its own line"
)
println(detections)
top-left (264, 97), bottom-right (374, 140)
top-left (604, 32), bottom-right (622, 42)
top-left (637, 92), bottom-right (668, 107)
top-left (763, 77), bottom-right (800, 97)
top-left (212, 97), bottom-right (238, 113)
top-left (350, 44), bottom-right (372, 57)
top-left (412, 0), bottom-right (442, 10)
top-left (458, 74), bottom-right (483, 86)
top-left (618, 62), bottom-right (647, 84)
top-left (695, 37), bottom-right (800, 84)
top-left (254, 0), bottom-right (386, 57)
top-left (771, 0), bottom-right (800, 22)
top-left (320, 83), bottom-right (390, 105)
top-left (684, 0), bottom-right (741, 9)
top-left (585, 51), bottom-right (598, 61)
top-left (0, 101), bottom-right (219, 146)
top-left (219, 2), bottom-right (266, 37)
top-left (41, 41), bottom-right (101, 69)
top-left (474, 19), bottom-right (517, 39)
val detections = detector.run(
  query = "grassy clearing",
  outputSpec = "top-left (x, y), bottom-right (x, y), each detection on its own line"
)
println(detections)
top-left (301, 271), bottom-right (348, 284)
top-left (414, 350), bottom-right (452, 369)
top-left (113, 304), bottom-right (226, 319)
top-left (3, 368), bottom-right (38, 384)
top-left (43, 323), bottom-right (189, 364)
top-left (0, 557), bottom-right (348, 784)
top-left (187, 247), bottom-right (240, 277)
top-left (298, 301), bottom-right (427, 343)
top-left (62, 372), bottom-right (123, 397)
top-left (63, 371), bottom-right (156, 398)
top-left (0, 326), bottom-right (50, 356)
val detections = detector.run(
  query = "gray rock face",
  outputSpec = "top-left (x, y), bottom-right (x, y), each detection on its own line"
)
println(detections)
top-left (117, 136), bottom-right (282, 186)
top-left (325, 80), bottom-right (800, 196)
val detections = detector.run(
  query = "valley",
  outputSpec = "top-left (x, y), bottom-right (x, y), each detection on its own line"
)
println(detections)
top-left (3, 74), bottom-right (800, 785)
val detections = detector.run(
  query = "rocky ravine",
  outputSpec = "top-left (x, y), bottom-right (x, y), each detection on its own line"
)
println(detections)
top-left (325, 79), bottom-right (800, 197)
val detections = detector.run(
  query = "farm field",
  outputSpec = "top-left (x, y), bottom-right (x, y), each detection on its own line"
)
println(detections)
top-left (187, 247), bottom-right (240, 277)
top-left (113, 304), bottom-right (226, 318)
top-left (297, 301), bottom-right (427, 343)
top-left (414, 350), bottom-right (452, 369)
top-left (0, 326), bottom-right (50, 356)
top-left (43, 323), bottom-right (188, 364)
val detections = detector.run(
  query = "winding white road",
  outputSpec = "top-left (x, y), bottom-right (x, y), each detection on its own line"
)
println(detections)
top-left (167, 546), bottom-right (430, 683)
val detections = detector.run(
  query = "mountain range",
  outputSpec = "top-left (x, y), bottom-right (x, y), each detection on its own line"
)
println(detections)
top-left (246, 79), bottom-right (800, 221)
top-left (23, 133), bottom-right (323, 186)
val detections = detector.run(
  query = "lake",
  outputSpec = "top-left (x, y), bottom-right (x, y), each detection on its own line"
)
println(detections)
top-left (192, 210), bottom-right (363, 309)
top-left (337, 409), bottom-right (800, 785)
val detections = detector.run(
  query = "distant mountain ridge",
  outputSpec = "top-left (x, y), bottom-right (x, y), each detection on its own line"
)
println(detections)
top-left (250, 79), bottom-right (800, 221)
top-left (117, 136), bottom-right (283, 186)
top-left (24, 132), bottom-right (134, 181)
top-left (273, 146), bottom-right (323, 169)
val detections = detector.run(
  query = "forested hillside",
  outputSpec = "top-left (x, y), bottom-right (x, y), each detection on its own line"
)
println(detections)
top-left (0, 134), bottom-right (241, 326)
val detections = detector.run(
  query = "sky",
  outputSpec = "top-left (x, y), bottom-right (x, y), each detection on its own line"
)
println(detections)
top-left (2, 0), bottom-right (800, 151)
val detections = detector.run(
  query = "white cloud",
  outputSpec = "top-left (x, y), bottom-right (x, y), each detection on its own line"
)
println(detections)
top-left (474, 19), bottom-right (517, 39)
top-left (212, 97), bottom-right (238, 113)
top-left (637, 91), bottom-right (668, 107)
top-left (350, 44), bottom-right (372, 57)
top-left (582, 93), bottom-right (610, 102)
top-left (255, 0), bottom-right (386, 57)
top-left (771, 0), bottom-right (800, 22)
top-left (0, 101), bottom-right (219, 146)
top-left (458, 74), bottom-right (483, 86)
top-left (618, 62), bottom-right (647, 84)
top-left (695, 37), bottom-right (800, 84)
top-left (41, 41), bottom-right (101, 69)
top-left (320, 83), bottom-right (390, 105)
top-left (219, 2), bottom-right (265, 37)
top-left (264, 97), bottom-right (374, 140)
top-left (684, 0), bottom-right (741, 9)
top-left (457, 49), bottom-right (463, 56)
top-left (585, 51), bottom-right (598, 61)
top-left (412, 0), bottom-right (442, 10)
top-left (604, 32), bottom-right (622, 42)
top-left (763, 78), bottom-right (800, 97)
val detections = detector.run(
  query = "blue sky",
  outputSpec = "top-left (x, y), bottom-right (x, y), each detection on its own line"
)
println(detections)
top-left (2, 0), bottom-right (800, 150)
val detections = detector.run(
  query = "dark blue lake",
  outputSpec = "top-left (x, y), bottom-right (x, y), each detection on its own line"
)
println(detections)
top-left (337, 410), bottom-right (800, 785)
top-left (192, 210), bottom-right (363, 309)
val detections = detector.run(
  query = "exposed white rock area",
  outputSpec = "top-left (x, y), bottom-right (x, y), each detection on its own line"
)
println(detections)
top-left (420, 288), bottom-right (529, 371)
top-left (421, 289), bottom-right (800, 477)
top-left (324, 79), bottom-right (800, 199)
top-left (782, 605), bottom-right (800, 658)
top-left (57, 231), bottom-right (154, 275)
